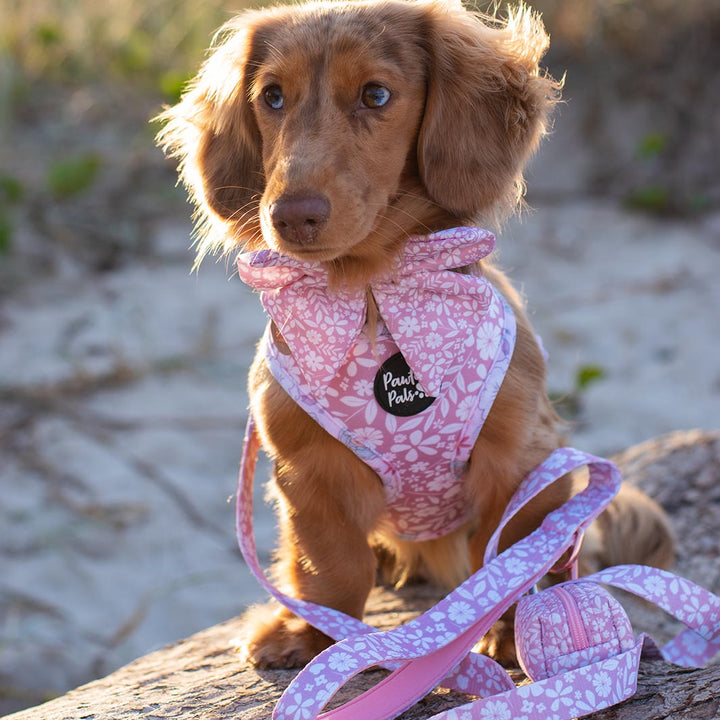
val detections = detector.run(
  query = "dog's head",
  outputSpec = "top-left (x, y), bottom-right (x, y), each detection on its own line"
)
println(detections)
top-left (158, 0), bottom-right (560, 281)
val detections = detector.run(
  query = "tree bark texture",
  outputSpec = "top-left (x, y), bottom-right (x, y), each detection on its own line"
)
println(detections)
top-left (7, 430), bottom-right (720, 720)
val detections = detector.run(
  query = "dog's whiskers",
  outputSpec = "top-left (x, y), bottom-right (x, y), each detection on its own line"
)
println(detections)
top-left (227, 199), bottom-right (261, 225)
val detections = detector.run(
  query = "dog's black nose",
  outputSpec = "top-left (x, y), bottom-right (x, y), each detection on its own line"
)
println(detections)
top-left (270, 194), bottom-right (331, 246)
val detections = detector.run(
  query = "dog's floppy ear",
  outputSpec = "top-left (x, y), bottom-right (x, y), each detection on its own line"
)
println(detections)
top-left (418, 5), bottom-right (561, 220)
top-left (156, 16), bottom-right (265, 260)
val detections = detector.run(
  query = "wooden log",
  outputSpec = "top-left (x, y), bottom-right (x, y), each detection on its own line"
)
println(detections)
top-left (7, 430), bottom-right (720, 720)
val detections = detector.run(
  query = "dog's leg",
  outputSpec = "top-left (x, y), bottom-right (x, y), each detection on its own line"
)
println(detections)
top-left (240, 361), bottom-right (387, 668)
top-left (239, 457), bottom-right (384, 667)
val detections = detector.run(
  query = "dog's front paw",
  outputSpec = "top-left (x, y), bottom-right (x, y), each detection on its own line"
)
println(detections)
top-left (236, 604), bottom-right (332, 669)
top-left (475, 617), bottom-right (517, 667)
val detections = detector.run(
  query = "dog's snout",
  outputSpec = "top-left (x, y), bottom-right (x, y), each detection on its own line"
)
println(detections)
top-left (270, 194), bottom-right (331, 246)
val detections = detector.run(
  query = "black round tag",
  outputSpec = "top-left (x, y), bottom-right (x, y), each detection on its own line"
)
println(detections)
top-left (373, 352), bottom-right (436, 417)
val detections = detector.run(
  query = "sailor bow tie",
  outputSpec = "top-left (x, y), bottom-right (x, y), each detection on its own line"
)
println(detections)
top-left (235, 227), bottom-right (497, 397)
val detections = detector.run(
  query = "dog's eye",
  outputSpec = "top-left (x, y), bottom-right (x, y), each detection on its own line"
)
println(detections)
top-left (361, 83), bottom-right (391, 109)
top-left (263, 85), bottom-right (284, 110)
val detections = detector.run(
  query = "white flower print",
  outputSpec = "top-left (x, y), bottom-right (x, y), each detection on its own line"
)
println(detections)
top-left (678, 629), bottom-right (709, 657)
top-left (644, 573), bottom-right (667, 598)
top-left (354, 427), bottom-right (384, 446)
top-left (293, 295), bottom-right (309, 312)
top-left (546, 679), bottom-right (575, 711)
top-left (682, 594), bottom-right (710, 626)
top-left (593, 670), bottom-right (613, 698)
top-left (543, 450), bottom-right (575, 471)
top-left (425, 474), bottom-right (452, 492)
top-left (285, 692), bottom-right (315, 720)
top-left (504, 556), bottom-right (528, 577)
top-left (353, 378), bottom-right (373, 396)
top-left (448, 600), bottom-right (475, 626)
top-left (402, 626), bottom-right (440, 653)
top-left (328, 651), bottom-right (358, 673)
top-left (479, 699), bottom-right (511, 720)
top-left (456, 395), bottom-right (476, 421)
top-left (409, 429), bottom-right (442, 456)
top-left (410, 461), bottom-right (430, 473)
top-left (304, 350), bottom-right (325, 373)
top-left (397, 315), bottom-right (420, 336)
top-left (588, 611), bottom-right (607, 636)
top-left (521, 699), bottom-right (535, 714)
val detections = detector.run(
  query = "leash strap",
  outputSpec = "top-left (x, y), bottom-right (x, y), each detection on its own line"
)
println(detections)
top-left (278, 569), bottom-right (720, 720)
top-left (586, 565), bottom-right (720, 666)
top-left (429, 641), bottom-right (644, 720)
top-left (236, 413), bottom-right (623, 719)
top-left (236, 416), bottom-right (370, 639)
top-left (237, 414), bottom-right (720, 720)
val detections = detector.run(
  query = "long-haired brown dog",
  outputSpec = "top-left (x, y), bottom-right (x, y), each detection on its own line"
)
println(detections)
top-left (158, 0), bottom-right (674, 668)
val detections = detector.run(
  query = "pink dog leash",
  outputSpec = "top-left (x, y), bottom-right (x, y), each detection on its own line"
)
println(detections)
top-left (268, 497), bottom-right (720, 720)
top-left (269, 504), bottom-right (720, 720)
top-left (236, 414), bottom-right (634, 716)
top-left (238, 421), bottom-right (720, 719)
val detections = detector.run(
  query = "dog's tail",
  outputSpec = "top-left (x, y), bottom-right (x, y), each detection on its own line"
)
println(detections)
top-left (579, 482), bottom-right (676, 575)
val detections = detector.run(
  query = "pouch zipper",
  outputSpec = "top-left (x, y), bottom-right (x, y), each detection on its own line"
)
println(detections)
top-left (554, 586), bottom-right (589, 651)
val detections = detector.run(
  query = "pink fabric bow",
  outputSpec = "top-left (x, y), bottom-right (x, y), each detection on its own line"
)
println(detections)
top-left (235, 227), bottom-right (496, 397)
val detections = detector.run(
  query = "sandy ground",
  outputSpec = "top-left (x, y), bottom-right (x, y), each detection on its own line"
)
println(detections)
top-left (1, 95), bottom-right (719, 715)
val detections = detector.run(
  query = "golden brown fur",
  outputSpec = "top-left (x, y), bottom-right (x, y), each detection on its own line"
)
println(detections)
top-left (157, 0), bottom-right (674, 668)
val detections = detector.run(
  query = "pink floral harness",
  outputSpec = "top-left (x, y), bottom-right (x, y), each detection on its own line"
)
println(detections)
top-left (234, 226), bottom-right (720, 719)
top-left (236, 227), bottom-right (515, 541)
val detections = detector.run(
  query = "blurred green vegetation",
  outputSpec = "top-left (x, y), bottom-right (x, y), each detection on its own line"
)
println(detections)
top-left (551, 362), bottom-right (608, 422)
top-left (47, 153), bottom-right (102, 198)
top-left (0, 173), bottom-right (23, 255)
top-left (0, 0), bottom-right (268, 282)
top-left (575, 363), bottom-right (606, 392)
top-left (0, 0), bottom-right (256, 101)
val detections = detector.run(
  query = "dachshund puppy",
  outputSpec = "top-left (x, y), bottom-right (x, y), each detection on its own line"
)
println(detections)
top-left (158, 0), bottom-right (674, 668)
